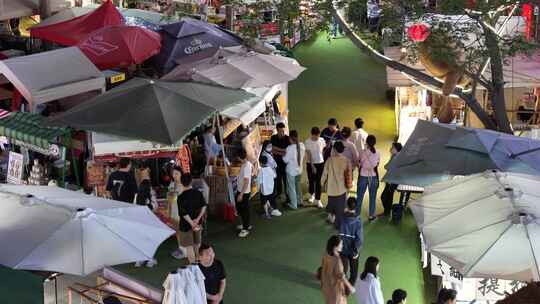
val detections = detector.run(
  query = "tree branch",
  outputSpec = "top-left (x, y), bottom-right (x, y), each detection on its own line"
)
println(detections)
top-left (331, 5), bottom-right (497, 130)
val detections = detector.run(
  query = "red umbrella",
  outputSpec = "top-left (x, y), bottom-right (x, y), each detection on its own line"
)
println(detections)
top-left (78, 25), bottom-right (161, 70)
top-left (30, 0), bottom-right (123, 46)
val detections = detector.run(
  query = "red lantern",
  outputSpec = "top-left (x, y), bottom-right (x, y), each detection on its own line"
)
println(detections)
top-left (408, 23), bottom-right (430, 42)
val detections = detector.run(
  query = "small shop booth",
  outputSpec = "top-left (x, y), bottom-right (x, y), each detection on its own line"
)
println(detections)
top-left (0, 111), bottom-right (76, 187)
top-left (0, 47), bottom-right (106, 113)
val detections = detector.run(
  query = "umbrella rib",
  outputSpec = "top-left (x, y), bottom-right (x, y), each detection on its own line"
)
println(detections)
top-left (427, 218), bottom-right (510, 249)
top-left (420, 192), bottom-right (497, 228)
top-left (523, 222), bottom-right (540, 281)
top-left (463, 223), bottom-right (513, 277)
top-left (92, 216), bottom-right (154, 261)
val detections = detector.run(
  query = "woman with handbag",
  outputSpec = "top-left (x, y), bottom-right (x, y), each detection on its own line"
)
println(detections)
top-left (356, 135), bottom-right (380, 221)
top-left (321, 142), bottom-right (352, 229)
top-left (320, 235), bottom-right (355, 304)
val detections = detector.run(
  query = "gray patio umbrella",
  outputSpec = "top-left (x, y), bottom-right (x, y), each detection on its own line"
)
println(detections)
top-left (384, 120), bottom-right (540, 186)
top-left (162, 46), bottom-right (306, 89)
top-left (48, 78), bottom-right (258, 144)
top-left (383, 120), bottom-right (497, 186)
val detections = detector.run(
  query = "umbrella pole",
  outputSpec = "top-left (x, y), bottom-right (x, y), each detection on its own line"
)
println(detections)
top-left (216, 114), bottom-right (234, 206)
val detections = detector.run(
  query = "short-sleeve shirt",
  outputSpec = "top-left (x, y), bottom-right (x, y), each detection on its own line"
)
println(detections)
top-left (321, 127), bottom-right (343, 143)
top-left (270, 134), bottom-right (290, 166)
top-left (106, 171), bottom-right (138, 203)
top-left (177, 188), bottom-right (207, 232)
top-left (304, 137), bottom-right (326, 164)
top-left (199, 259), bottom-right (226, 298)
top-left (237, 161), bottom-right (253, 194)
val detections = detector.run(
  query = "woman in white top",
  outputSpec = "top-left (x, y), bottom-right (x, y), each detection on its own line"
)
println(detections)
top-left (355, 256), bottom-right (384, 304)
top-left (356, 135), bottom-right (380, 221)
top-left (261, 140), bottom-right (278, 173)
top-left (283, 130), bottom-right (305, 209)
top-left (304, 127), bottom-right (325, 208)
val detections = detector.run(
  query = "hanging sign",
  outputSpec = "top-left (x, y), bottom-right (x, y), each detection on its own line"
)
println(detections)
top-left (7, 151), bottom-right (23, 184)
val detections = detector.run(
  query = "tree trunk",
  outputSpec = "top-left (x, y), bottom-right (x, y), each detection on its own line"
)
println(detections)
top-left (331, 6), bottom-right (499, 131)
top-left (483, 25), bottom-right (513, 134)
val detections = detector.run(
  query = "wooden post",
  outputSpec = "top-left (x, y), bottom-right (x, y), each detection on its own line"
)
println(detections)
top-left (39, 0), bottom-right (52, 19)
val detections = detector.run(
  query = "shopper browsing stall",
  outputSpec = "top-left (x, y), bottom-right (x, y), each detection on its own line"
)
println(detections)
top-left (305, 127), bottom-right (325, 208)
top-left (357, 135), bottom-right (380, 221)
top-left (380, 142), bottom-right (402, 218)
top-left (321, 141), bottom-right (352, 229)
top-left (106, 158), bottom-right (138, 203)
top-left (283, 130), bottom-right (305, 209)
top-left (270, 123), bottom-right (290, 206)
top-left (177, 173), bottom-right (207, 263)
top-left (198, 244), bottom-right (227, 304)
top-left (236, 150), bottom-right (253, 238)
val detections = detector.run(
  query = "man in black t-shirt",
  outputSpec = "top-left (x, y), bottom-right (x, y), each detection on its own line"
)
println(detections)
top-left (177, 173), bottom-right (207, 263)
top-left (270, 122), bottom-right (290, 206)
top-left (198, 244), bottom-right (226, 304)
top-left (106, 158), bottom-right (138, 203)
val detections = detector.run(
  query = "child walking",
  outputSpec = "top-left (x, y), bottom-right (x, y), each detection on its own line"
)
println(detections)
top-left (257, 155), bottom-right (281, 219)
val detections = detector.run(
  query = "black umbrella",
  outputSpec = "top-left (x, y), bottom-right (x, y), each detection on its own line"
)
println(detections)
top-left (48, 78), bottom-right (258, 144)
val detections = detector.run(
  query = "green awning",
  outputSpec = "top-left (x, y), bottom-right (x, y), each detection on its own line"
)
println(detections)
top-left (0, 112), bottom-right (69, 150)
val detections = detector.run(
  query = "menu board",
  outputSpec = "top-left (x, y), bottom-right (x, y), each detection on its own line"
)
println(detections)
top-left (7, 152), bottom-right (23, 184)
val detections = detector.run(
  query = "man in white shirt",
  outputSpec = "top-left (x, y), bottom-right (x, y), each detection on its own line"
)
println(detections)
top-left (351, 118), bottom-right (368, 153)
top-left (283, 130), bottom-right (306, 209)
top-left (236, 150), bottom-right (253, 238)
top-left (304, 127), bottom-right (325, 208)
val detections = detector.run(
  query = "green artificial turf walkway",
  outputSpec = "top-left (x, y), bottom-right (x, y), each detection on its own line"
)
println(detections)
top-left (1, 32), bottom-right (431, 304)
top-left (118, 33), bottom-right (430, 304)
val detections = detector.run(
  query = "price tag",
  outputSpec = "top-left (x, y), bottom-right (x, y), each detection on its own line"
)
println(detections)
top-left (110, 73), bottom-right (126, 84)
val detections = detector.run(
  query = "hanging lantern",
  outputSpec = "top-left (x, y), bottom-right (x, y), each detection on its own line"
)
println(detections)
top-left (408, 23), bottom-right (430, 42)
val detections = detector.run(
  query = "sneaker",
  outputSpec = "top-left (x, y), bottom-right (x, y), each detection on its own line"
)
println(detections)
top-left (135, 261), bottom-right (143, 267)
top-left (308, 195), bottom-right (315, 204)
top-left (326, 214), bottom-right (335, 224)
top-left (171, 249), bottom-right (185, 260)
top-left (316, 200), bottom-right (324, 209)
top-left (264, 213), bottom-right (272, 219)
top-left (237, 224), bottom-right (253, 230)
top-left (146, 259), bottom-right (157, 268)
top-left (238, 229), bottom-right (250, 238)
top-left (271, 209), bottom-right (282, 217)
top-left (369, 216), bottom-right (377, 222)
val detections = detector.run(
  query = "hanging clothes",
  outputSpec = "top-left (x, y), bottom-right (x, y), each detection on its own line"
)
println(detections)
top-left (162, 266), bottom-right (207, 304)
top-left (175, 144), bottom-right (192, 174)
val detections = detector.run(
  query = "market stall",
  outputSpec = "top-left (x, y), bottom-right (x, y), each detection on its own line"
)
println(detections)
top-left (0, 47), bottom-right (106, 112)
top-left (0, 111), bottom-right (75, 187)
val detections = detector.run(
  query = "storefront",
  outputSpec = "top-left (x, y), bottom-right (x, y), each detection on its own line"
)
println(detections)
top-left (0, 112), bottom-right (74, 187)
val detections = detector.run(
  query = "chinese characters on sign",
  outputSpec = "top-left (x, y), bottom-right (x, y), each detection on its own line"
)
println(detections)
top-left (7, 151), bottom-right (23, 184)
top-left (431, 255), bottom-right (526, 302)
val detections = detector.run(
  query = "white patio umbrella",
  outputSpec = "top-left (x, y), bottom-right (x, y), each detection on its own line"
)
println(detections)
top-left (0, 185), bottom-right (175, 276)
top-left (410, 170), bottom-right (540, 282)
top-left (162, 46), bottom-right (306, 89)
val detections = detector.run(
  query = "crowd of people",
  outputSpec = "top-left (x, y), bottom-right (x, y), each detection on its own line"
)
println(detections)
top-left (101, 116), bottom-right (455, 304)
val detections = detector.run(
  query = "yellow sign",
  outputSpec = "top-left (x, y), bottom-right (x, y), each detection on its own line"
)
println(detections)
top-left (110, 73), bottom-right (126, 84)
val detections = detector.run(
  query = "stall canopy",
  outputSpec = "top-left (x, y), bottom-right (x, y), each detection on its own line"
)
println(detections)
top-left (154, 18), bottom-right (243, 75)
top-left (0, 47), bottom-right (105, 111)
top-left (48, 78), bottom-right (260, 144)
top-left (29, 0), bottom-right (123, 46)
top-left (384, 120), bottom-right (540, 186)
top-left (0, 112), bottom-right (69, 155)
top-left (162, 46), bottom-right (306, 89)
top-left (221, 85), bottom-right (280, 125)
top-left (30, 6), bottom-right (94, 28)
top-left (0, 0), bottom-right (66, 21)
